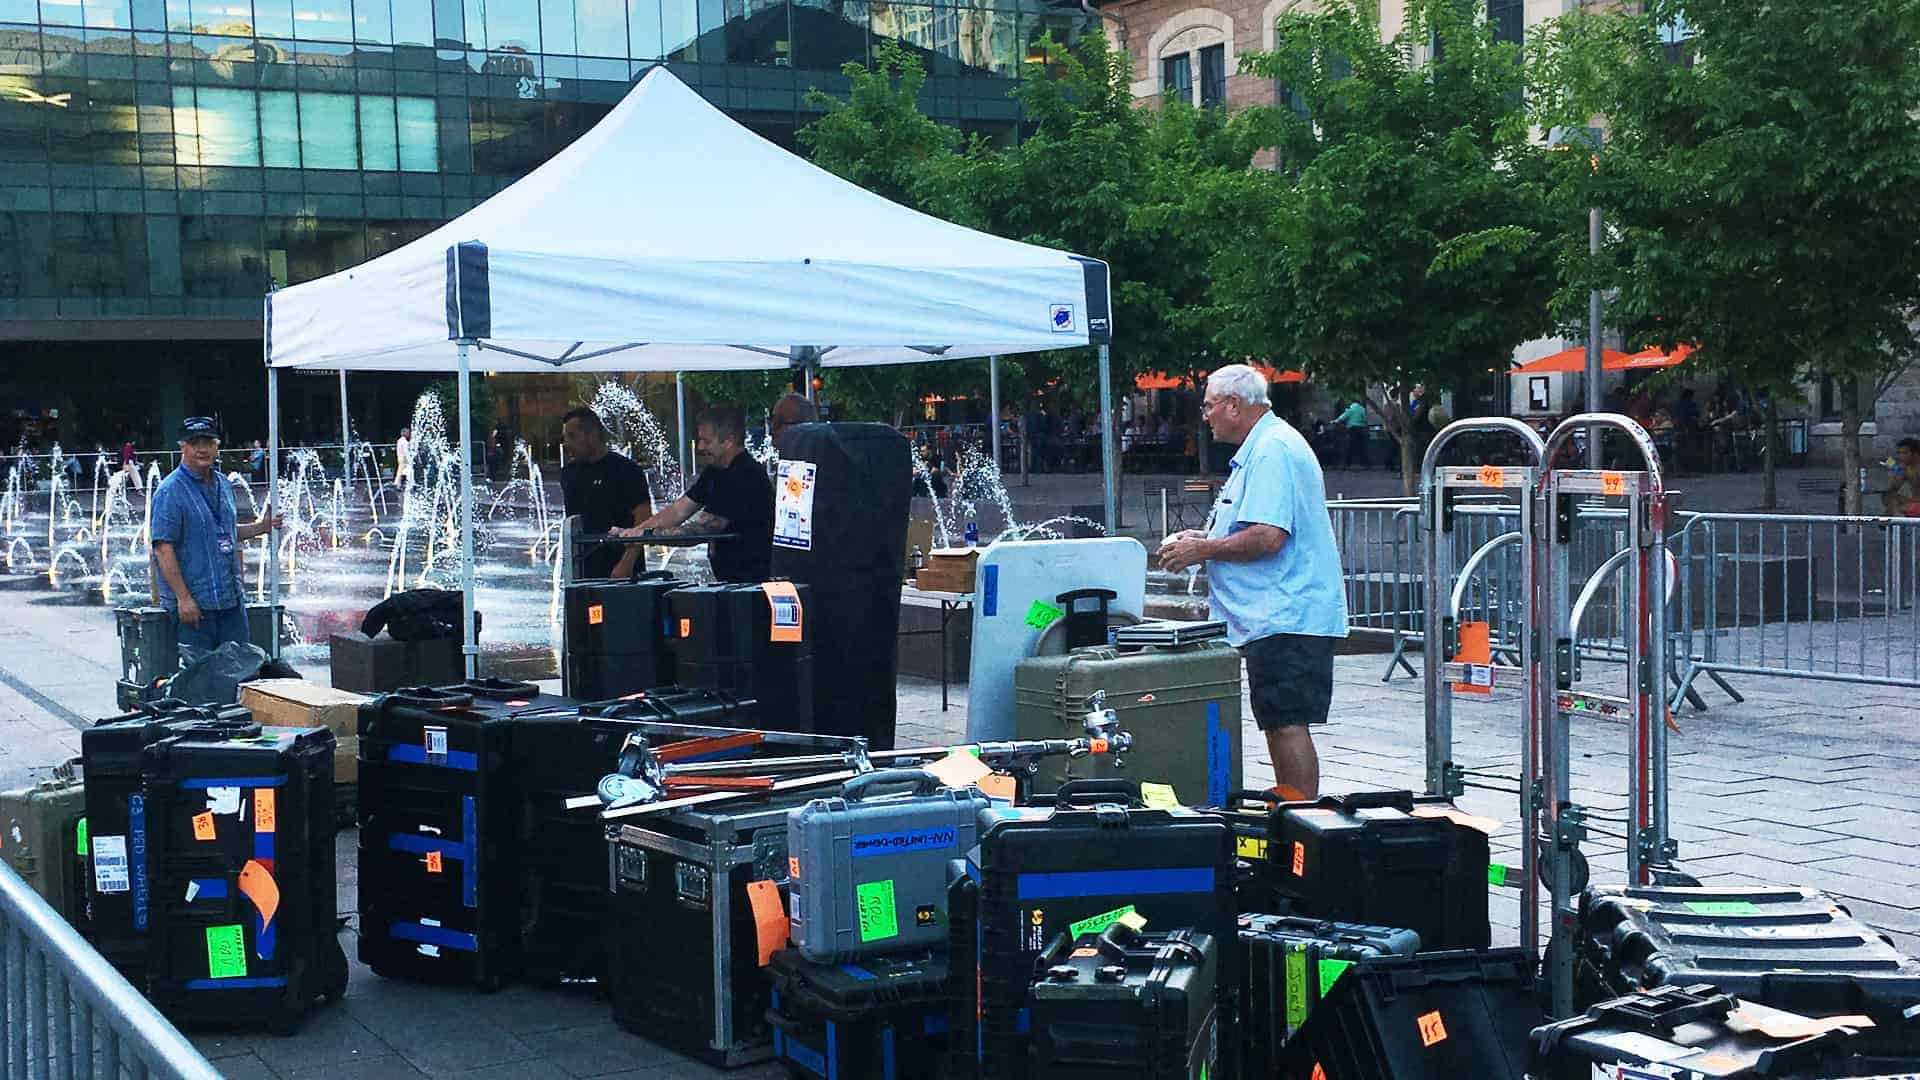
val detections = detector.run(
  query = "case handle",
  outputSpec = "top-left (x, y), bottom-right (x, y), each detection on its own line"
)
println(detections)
top-left (1053, 778), bottom-right (1143, 809)
top-left (1225, 789), bottom-right (1283, 811)
top-left (1329, 790), bottom-right (1416, 812)
top-left (840, 768), bottom-right (943, 802)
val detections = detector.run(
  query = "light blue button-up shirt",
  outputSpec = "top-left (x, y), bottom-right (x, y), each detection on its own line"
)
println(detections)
top-left (1205, 410), bottom-right (1349, 646)
top-left (149, 464), bottom-right (245, 612)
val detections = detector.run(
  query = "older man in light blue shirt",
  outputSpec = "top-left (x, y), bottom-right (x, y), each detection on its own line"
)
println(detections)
top-left (1158, 364), bottom-right (1348, 797)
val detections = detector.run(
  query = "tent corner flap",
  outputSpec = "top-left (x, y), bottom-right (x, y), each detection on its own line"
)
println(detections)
top-left (444, 240), bottom-right (492, 341)
top-left (1071, 255), bottom-right (1113, 344)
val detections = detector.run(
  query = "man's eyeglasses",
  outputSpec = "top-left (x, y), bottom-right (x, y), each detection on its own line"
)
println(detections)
top-left (1201, 397), bottom-right (1232, 416)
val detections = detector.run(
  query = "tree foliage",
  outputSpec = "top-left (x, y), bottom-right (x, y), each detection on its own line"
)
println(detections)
top-left (1530, 0), bottom-right (1920, 508)
top-left (1210, 0), bottom-right (1559, 491)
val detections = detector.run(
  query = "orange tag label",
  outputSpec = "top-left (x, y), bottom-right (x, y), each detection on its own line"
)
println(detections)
top-left (1602, 471), bottom-right (1625, 496)
top-left (1418, 1009), bottom-right (1448, 1047)
top-left (1088, 738), bottom-right (1109, 754)
top-left (587, 603), bottom-right (604, 626)
top-left (788, 856), bottom-right (800, 880)
top-left (237, 859), bottom-right (280, 932)
top-left (1291, 840), bottom-right (1306, 877)
top-left (745, 879), bottom-right (789, 967)
top-left (978, 774), bottom-right (1018, 802)
top-left (1311, 1066), bottom-right (1327, 1080)
top-left (1477, 465), bottom-right (1505, 488)
top-left (1452, 620), bottom-right (1493, 696)
top-left (253, 789), bottom-right (275, 834)
top-left (1070, 947), bottom-right (1099, 958)
top-left (425, 850), bottom-right (443, 873)
top-left (192, 812), bottom-right (216, 842)
top-left (761, 582), bottom-right (803, 644)
top-left (678, 618), bottom-right (691, 638)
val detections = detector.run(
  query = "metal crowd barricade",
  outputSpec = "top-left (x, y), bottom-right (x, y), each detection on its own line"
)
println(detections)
top-left (0, 861), bottom-right (219, 1080)
top-left (1327, 498), bottom-right (1426, 678)
top-left (1670, 511), bottom-right (1920, 702)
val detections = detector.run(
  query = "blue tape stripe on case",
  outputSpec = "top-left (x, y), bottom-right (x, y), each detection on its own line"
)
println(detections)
top-left (1207, 700), bottom-right (1229, 809)
top-left (189, 878), bottom-right (227, 899)
top-left (981, 564), bottom-right (997, 616)
top-left (179, 776), bottom-right (286, 789)
top-left (1014, 866), bottom-right (1215, 900)
top-left (386, 744), bottom-right (480, 771)
top-left (388, 920), bottom-right (479, 951)
top-left (184, 977), bottom-right (289, 990)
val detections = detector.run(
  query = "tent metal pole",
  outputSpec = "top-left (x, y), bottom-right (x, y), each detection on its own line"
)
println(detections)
top-left (675, 372), bottom-right (689, 485)
top-left (265, 363), bottom-right (281, 657)
top-left (456, 341), bottom-right (479, 680)
top-left (1098, 344), bottom-right (1116, 534)
top-left (989, 355), bottom-right (1001, 473)
top-left (337, 369), bottom-right (350, 476)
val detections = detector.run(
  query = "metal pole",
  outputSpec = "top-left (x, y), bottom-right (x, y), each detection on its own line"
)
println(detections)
top-left (266, 363), bottom-right (280, 649)
top-left (1098, 344), bottom-right (1116, 534)
top-left (674, 372), bottom-right (689, 484)
top-left (337, 368), bottom-right (350, 476)
top-left (989, 355), bottom-right (1002, 473)
top-left (456, 342), bottom-right (479, 680)
top-left (1586, 206), bottom-right (1603, 469)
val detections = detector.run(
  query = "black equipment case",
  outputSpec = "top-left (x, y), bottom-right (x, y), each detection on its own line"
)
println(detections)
top-left (668, 582), bottom-right (814, 732)
top-left (1530, 983), bottom-right (1861, 1080)
top-left (506, 707), bottom-right (624, 986)
top-left (356, 687), bottom-right (521, 989)
top-left (767, 422), bottom-right (913, 750)
top-left (1027, 923), bottom-right (1223, 1080)
top-left (1277, 948), bottom-right (1541, 1080)
top-left (1578, 884), bottom-right (1920, 1057)
top-left (563, 573), bottom-right (680, 700)
top-left (608, 788), bottom-right (812, 1066)
top-left (964, 780), bottom-right (1237, 1080)
top-left (141, 726), bottom-right (348, 1033)
top-left (767, 948), bottom-right (952, 1080)
top-left (1239, 914), bottom-right (1422, 1076)
top-left (81, 700), bottom-right (258, 984)
top-left (1229, 788), bottom-right (1490, 951)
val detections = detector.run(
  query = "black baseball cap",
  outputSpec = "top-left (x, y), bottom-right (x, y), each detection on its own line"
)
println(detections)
top-left (179, 416), bottom-right (219, 441)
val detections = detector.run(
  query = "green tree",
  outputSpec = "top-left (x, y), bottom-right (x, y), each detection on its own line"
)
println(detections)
top-left (1216, 0), bottom-right (1559, 493)
top-left (1531, 0), bottom-right (1920, 511)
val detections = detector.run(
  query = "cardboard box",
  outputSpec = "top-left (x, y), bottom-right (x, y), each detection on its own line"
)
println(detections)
top-left (914, 547), bottom-right (981, 594)
top-left (240, 679), bottom-right (369, 785)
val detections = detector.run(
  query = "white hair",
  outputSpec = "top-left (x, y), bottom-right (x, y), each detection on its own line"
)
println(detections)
top-left (1207, 364), bottom-right (1270, 407)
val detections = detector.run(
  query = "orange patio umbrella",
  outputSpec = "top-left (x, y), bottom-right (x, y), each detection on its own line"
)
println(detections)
top-left (1134, 366), bottom-right (1306, 391)
top-left (1615, 344), bottom-right (1695, 370)
top-left (1511, 345), bottom-right (1695, 374)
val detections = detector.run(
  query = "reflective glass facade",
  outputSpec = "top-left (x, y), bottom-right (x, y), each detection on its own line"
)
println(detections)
top-left (0, 0), bottom-right (1094, 332)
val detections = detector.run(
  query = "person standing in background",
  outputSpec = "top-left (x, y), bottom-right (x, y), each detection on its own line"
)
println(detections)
top-left (1337, 399), bottom-right (1368, 468)
top-left (559, 407), bottom-right (653, 580)
top-left (394, 426), bottom-right (413, 488)
top-left (151, 417), bottom-right (280, 650)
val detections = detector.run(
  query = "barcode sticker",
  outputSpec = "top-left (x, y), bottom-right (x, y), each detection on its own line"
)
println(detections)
top-left (93, 835), bottom-right (129, 894)
top-left (425, 726), bottom-right (448, 757)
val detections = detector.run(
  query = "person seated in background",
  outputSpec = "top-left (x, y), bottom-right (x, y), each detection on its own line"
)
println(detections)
top-left (620, 407), bottom-right (773, 583)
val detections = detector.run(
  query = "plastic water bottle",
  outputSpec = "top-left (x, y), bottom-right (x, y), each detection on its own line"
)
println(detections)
top-left (964, 521), bottom-right (978, 547)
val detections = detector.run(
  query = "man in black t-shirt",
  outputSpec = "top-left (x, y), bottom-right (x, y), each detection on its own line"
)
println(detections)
top-left (619, 407), bottom-right (773, 582)
top-left (559, 406), bottom-right (653, 580)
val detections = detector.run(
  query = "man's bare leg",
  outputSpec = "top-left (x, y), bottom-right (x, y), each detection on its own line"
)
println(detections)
top-left (1266, 725), bottom-right (1320, 800)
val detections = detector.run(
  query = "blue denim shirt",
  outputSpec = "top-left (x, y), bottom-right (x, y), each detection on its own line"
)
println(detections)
top-left (149, 464), bottom-right (244, 612)
top-left (1205, 411), bottom-right (1350, 645)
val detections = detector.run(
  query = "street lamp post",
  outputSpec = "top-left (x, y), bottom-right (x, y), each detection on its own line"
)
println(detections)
top-left (1551, 125), bottom-right (1605, 468)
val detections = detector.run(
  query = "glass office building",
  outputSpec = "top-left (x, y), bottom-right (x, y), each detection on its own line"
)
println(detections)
top-left (0, 0), bottom-right (1092, 443)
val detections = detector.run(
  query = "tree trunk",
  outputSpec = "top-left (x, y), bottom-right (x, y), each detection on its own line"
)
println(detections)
top-left (1840, 379), bottom-right (1863, 517)
top-left (1760, 399), bottom-right (1778, 510)
top-left (1399, 426), bottom-right (1418, 497)
top-left (1110, 401), bottom-right (1126, 530)
top-left (1196, 417), bottom-right (1211, 476)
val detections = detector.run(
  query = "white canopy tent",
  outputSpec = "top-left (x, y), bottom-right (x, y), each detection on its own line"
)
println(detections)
top-left (263, 64), bottom-right (1116, 676)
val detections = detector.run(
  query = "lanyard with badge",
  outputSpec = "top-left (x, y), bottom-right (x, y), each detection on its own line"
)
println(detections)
top-left (186, 471), bottom-right (236, 557)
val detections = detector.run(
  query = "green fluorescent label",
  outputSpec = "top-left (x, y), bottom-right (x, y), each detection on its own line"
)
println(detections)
top-left (1284, 944), bottom-right (1309, 1030)
top-left (75, 816), bottom-right (88, 856)
top-left (856, 879), bottom-right (899, 943)
top-left (1067, 904), bottom-right (1136, 941)
top-left (1488, 862), bottom-right (1508, 887)
top-left (1318, 957), bottom-right (1353, 996)
top-left (1685, 901), bottom-right (1762, 916)
top-left (206, 924), bottom-right (247, 979)
top-left (1024, 600), bottom-right (1065, 630)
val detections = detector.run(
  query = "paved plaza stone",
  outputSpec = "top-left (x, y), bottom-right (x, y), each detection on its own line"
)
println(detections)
top-left (1, 464), bottom-right (1916, 1076)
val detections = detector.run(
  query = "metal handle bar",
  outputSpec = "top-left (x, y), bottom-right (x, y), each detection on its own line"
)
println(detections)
top-left (1421, 416), bottom-right (1548, 478)
top-left (1543, 412), bottom-right (1665, 491)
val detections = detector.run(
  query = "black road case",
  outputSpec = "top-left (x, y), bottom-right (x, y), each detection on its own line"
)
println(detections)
top-left (81, 701), bottom-right (257, 984)
top-left (563, 574), bottom-right (680, 700)
top-left (668, 583), bottom-right (815, 732)
top-left (1028, 925), bottom-right (1222, 1080)
top-left (509, 709), bottom-right (624, 986)
top-left (1232, 789), bottom-right (1490, 951)
top-left (1530, 983), bottom-right (1858, 1080)
top-left (1578, 883), bottom-right (1920, 1057)
top-left (608, 789), bottom-right (812, 1066)
top-left (1240, 915), bottom-right (1421, 1076)
top-left (356, 688), bottom-right (520, 989)
top-left (142, 727), bottom-right (347, 1033)
top-left (966, 781), bottom-right (1237, 1080)
top-left (767, 948), bottom-right (951, 1080)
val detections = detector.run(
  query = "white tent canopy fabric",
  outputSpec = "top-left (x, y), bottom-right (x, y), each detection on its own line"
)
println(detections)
top-left (262, 64), bottom-right (1120, 678)
top-left (266, 65), bottom-right (1111, 372)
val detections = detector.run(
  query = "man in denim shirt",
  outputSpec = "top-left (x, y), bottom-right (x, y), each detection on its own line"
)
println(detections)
top-left (151, 417), bottom-right (280, 651)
